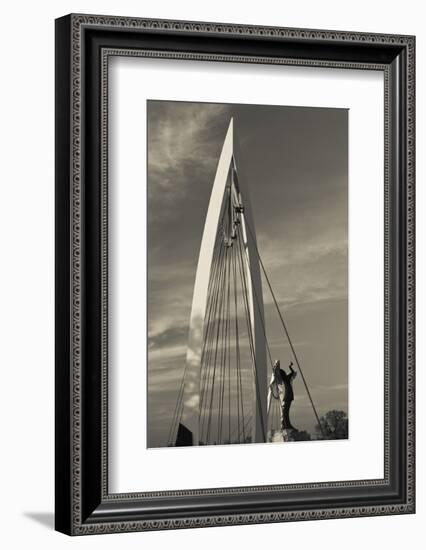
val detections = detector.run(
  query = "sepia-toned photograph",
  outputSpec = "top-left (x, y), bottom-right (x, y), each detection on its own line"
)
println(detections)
top-left (147, 100), bottom-right (348, 448)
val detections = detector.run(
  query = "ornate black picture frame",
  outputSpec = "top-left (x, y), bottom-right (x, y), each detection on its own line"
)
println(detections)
top-left (55, 14), bottom-right (415, 535)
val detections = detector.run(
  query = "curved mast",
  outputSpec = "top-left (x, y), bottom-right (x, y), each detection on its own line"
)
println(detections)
top-left (181, 118), bottom-right (267, 445)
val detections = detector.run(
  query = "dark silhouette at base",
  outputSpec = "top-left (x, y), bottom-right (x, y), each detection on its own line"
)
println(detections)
top-left (175, 422), bottom-right (193, 446)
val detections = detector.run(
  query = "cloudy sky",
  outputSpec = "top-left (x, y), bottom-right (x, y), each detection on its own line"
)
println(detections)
top-left (147, 100), bottom-right (348, 447)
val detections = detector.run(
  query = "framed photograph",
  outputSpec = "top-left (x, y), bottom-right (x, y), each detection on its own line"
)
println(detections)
top-left (55, 14), bottom-right (415, 535)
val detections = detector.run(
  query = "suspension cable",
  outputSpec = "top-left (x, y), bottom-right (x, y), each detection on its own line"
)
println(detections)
top-left (243, 216), bottom-right (325, 436)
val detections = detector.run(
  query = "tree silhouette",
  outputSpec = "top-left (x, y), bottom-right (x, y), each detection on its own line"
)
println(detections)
top-left (316, 410), bottom-right (348, 440)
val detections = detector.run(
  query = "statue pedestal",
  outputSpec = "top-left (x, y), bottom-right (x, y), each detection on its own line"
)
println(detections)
top-left (269, 429), bottom-right (286, 443)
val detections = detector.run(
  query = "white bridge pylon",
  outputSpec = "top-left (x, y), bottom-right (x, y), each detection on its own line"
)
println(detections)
top-left (181, 117), bottom-right (268, 445)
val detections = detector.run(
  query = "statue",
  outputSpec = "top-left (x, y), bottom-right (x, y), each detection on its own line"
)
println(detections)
top-left (272, 359), bottom-right (297, 431)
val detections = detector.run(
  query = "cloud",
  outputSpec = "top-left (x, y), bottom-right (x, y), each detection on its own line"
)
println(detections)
top-left (148, 324), bottom-right (188, 351)
top-left (257, 232), bottom-right (348, 310)
top-left (147, 101), bottom-right (232, 208)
